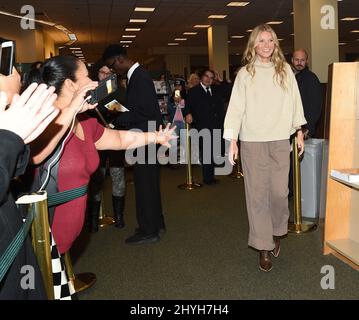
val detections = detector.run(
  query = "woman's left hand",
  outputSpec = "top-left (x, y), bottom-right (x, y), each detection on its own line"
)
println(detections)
top-left (155, 123), bottom-right (177, 147)
top-left (297, 130), bottom-right (305, 156)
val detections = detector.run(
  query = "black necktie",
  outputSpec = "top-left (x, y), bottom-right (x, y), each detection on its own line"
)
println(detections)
top-left (206, 87), bottom-right (211, 97)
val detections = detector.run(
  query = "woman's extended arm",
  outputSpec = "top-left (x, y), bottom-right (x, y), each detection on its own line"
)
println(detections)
top-left (30, 82), bottom-right (98, 164)
top-left (95, 123), bottom-right (177, 151)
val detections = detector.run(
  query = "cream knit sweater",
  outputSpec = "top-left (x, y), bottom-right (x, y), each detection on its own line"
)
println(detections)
top-left (223, 60), bottom-right (307, 142)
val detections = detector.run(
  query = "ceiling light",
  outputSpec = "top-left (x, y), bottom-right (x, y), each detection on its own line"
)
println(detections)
top-left (174, 38), bottom-right (187, 41)
top-left (278, 38), bottom-right (284, 41)
top-left (247, 29), bottom-right (253, 32)
top-left (208, 15), bottom-right (227, 19)
top-left (168, 43), bottom-right (179, 46)
top-left (69, 47), bottom-right (81, 50)
top-left (227, 2), bottom-right (250, 6)
top-left (231, 35), bottom-right (245, 38)
top-left (339, 42), bottom-right (347, 45)
top-left (122, 35), bottom-right (136, 38)
top-left (341, 17), bottom-right (359, 21)
top-left (267, 21), bottom-right (283, 25)
top-left (183, 32), bottom-right (198, 35)
top-left (123, 45), bottom-right (130, 48)
top-left (125, 28), bottom-right (141, 32)
top-left (134, 7), bottom-right (155, 12)
top-left (194, 25), bottom-right (210, 28)
top-left (129, 19), bottom-right (147, 23)
top-left (120, 40), bottom-right (133, 43)
top-left (350, 30), bottom-right (359, 33)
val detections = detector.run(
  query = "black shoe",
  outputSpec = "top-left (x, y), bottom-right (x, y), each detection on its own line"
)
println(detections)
top-left (125, 232), bottom-right (160, 245)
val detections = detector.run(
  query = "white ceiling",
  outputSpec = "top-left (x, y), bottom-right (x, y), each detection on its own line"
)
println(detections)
top-left (0, 0), bottom-right (358, 62)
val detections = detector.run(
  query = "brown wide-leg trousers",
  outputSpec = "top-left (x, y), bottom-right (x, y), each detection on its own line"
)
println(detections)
top-left (240, 140), bottom-right (290, 251)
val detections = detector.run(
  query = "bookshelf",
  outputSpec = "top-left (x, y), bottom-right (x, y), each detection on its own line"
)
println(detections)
top-left (323, 62), bottom-right (359, 271)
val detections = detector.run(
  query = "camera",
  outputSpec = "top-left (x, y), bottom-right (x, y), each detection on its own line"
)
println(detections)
top-left (85, 74), bottom-right (118, 104)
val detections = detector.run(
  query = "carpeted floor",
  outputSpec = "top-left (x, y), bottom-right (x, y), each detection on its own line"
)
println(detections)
top-left (71, 165), bottom-right (359, 300)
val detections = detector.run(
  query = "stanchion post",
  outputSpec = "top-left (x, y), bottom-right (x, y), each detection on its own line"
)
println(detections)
top-left (178, 122), bottom-right (202, 190)
top-left (64, 251), bottom-right (96, 293)
top-left (29, 192), bottom-right (54, 300)
top-left (288, 136), bottom-right (317, 234)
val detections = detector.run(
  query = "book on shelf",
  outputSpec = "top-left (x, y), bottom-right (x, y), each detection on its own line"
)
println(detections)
top-left (331, 168), bottom-right (359, 183)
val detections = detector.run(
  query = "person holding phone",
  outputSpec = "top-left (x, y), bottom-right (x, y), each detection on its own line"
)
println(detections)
top-left (224, 24), bottom-right (306, 272)
top-left (0, 79), bottom-right (59, 299)
top-left (87, 61), bottom-right (127, 232)
top-left (24, 55), bottom-right (175, 254)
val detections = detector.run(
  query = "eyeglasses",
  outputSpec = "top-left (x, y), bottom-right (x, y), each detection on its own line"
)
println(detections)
top-left (99, 70), bottom-right (112, 76)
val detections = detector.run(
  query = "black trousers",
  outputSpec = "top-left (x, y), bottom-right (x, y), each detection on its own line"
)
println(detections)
top-left (133, 147), bottom-right (163, 235)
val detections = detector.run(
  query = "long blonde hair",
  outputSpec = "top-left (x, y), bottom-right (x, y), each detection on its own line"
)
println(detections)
top-left (242, 24), bottom-right (287, 88)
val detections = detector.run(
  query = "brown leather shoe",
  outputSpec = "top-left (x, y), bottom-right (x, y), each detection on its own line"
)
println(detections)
top-left (271, 237), bottom-right (281, 258)
top-left (259, 250), bottom-right (273, 272)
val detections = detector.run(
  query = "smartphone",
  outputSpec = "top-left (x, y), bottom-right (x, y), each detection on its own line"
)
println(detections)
top-left (174, 89), bottom-right (181, 98)
top-left (86, 74), bottom-right (118, 104)
top-left (0, 41), bottom-right (15, 76)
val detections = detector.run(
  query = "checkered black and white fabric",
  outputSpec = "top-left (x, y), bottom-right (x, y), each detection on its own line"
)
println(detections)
top-left (50, 232), bottom-right (75, 300)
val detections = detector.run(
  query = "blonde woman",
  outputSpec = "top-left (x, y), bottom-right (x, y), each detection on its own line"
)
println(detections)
top-left (223, 24), bottom-right (306, 272)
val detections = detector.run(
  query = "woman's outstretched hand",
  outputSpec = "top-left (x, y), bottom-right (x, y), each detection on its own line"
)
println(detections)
top-left (0, 83), bottom-right (59, 144)
top-left (155, 123), bottom-right (177, 147)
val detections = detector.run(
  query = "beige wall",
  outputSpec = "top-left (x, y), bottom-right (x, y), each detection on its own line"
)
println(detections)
top-left (208, 25), bottom-right (229, 77)
top-left (164, 54), bottom-right (190, 77)
top-left (294, 0), bottom-right (339, 82)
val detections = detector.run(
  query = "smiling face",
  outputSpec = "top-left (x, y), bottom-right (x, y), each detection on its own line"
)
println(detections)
top-left (255, 31), bottom-right (275, 63)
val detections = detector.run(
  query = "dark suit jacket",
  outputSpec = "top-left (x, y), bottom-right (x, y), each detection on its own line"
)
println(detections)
top-left (0, 130), bottom-right (45, 299)
top-left (115, 65), bottom-right (162, 132)
top-left (295, 67), bottom-right (322, 137)
top-left (184, 83), bottom-right (226, 130)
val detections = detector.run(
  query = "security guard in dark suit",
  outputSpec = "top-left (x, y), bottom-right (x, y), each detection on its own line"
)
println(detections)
top-left (184, 70), bottom-right (229, 185)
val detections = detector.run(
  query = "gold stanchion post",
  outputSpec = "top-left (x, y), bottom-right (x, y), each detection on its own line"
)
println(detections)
top-left (288, 136), bottom-right (317, 234)
top-left (178, 122), bottom-right (202, 190)
top-left (16, 192), bottom-right (54, 300)
top-left (64, 252), bottom-right (96, 293)
top-left (98, 190), bottom-right (115, 228)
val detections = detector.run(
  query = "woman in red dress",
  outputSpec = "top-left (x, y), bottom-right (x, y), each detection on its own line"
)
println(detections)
top-left (26, 55), bottom-right (175, 254)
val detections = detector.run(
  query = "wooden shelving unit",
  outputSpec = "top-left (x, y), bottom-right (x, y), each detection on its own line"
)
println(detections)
top-left (323, 62), bottom-right (359, 271)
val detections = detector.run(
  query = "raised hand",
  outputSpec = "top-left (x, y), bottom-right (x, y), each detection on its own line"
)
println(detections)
top-left (0, 83), bottom-right (59, 144)
top-left (155, 123), bottom-right (177, 147)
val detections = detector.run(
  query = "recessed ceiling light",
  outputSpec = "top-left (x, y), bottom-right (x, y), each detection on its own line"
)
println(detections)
top-left (247, 29), bottom-right (253, 32)
top-left (168, 43), bottom-right (179, 46)
top-left (339, 42), bottom-right (347, 45)
top-left (341, 17), bottom-right (359, 21)
top-left (120, 40), bottom-right (133, 43)
top-left (125, 28), bottom-right (141, 32)
top-left (194, 25), bottom-right (210, 28)
top-left (174, 38), bottom-right (187, 41)
top-left (183, 32), bottom-right (198, 35)
top-left (227, 40), bottom-right (231, 43)
top-left (122, 35), bottom-right (136, 38)
top-left (227, 2), bottom-right (250, 6)
top-left (129, 19), bottom-right (147, 23)
top-left (231, 35), bottom-right (245, 38)
top-left (208, 15), bottom-right (227, 19)
top-left (134, 7), bottom-right (155, 12)
top-left (351, 30), bottom-right (359, 33)
top-left (278, 38), bottom-right (284, 41)
top-left (69, 47), bottom-right (81, 50)
top-left (123, 45), bottom-right (130, 48)
top-left (267, 21), bottom-right (283, 25)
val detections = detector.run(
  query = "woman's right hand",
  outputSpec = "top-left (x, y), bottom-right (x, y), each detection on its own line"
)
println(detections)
top-left (68, 81), bottom-right (98, 114)
top-left (228, 139), bottom-right (238, 166)
top-left (0, 83), bottom-right (59, 144)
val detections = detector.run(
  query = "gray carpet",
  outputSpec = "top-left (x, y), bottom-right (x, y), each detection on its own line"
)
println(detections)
top-left (71, 166), bottom-right (359, 300)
